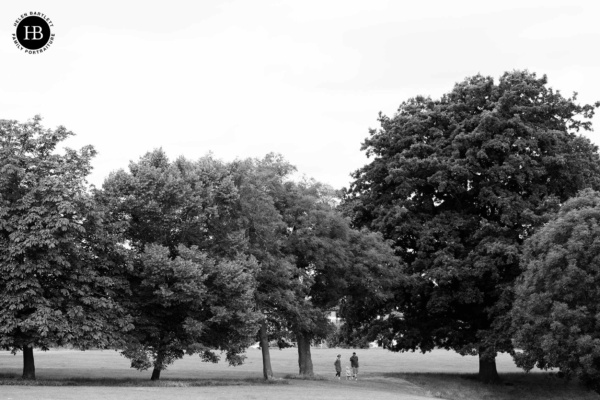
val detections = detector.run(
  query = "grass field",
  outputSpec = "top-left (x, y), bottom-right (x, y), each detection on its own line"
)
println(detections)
top-left (1, 347), bottom-right (598, 399)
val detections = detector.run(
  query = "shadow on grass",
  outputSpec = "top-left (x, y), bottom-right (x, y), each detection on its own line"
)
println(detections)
top-left (386, 372), bottom-right (600, 400)
top-left (0, 374), bottom-right (289, 387)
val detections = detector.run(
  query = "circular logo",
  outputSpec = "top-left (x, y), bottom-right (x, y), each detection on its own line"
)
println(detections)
top-left (12, 12), bottom-right (55, 54)
top-left (16, 16), bottom-right (50, 49)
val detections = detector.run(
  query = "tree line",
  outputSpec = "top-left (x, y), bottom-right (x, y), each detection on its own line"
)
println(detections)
top-left (0, 121), bottom-right (398, 381)
top-left (2, 70), bottom-right (600, 393)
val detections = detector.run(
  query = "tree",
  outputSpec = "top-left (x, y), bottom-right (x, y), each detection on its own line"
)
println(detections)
top-left (228, 154), bottom-right (304, 379)
top-left (280, 179), bottom-right (399, 376)
top-left (0, 116), bottom-right (132, 379)
top-left (346, 71), bottom-right (600, 382)
top-left (512, 189), bottom-right (600, 394)
top-left (101, 150), bottom-right (260, 380)
top-left (229, 155), bottom-right (400, 378)
top-left (120, 244), bottom-right (258, 380)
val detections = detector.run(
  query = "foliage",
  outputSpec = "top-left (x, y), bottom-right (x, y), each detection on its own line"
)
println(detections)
top-left (102, 150), bottom-right (242, 257)
top-left (228, 155), bottom-right (304, 337)
top-left (512, 189), bottom-right (600, 393)
top-left (229, 156), bottom-right (399, 336)
top-left (0, 116), bottom-right (132, 353)
top-left (225, 155), bottom-right (400, 376)
top-left (100, 150), bottom-right (260, 376)
top-left (120, 244), bottom-right (258, 372)
top-left (325, 324), bottom-right (370, 349)
top-left (346, 71), bottom-right (600, 368)
top-left (280, 179), bottom-right (399, 333)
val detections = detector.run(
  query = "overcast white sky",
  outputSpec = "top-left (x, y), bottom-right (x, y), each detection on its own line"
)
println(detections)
top-left (2, 1), bottom-right (600, 189)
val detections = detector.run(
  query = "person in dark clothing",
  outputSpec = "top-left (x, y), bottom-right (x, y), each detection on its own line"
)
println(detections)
top-left (350, 352), bottom-right (359, 380)
top-left (334, 354), bottom-right (342, 379)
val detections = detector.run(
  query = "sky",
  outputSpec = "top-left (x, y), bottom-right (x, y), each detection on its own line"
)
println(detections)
top-left (2, 0), bottom-right (600, 190)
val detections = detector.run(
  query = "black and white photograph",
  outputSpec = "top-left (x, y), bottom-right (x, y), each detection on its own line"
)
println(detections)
top-left (2, 1), bottom-right (600, 399)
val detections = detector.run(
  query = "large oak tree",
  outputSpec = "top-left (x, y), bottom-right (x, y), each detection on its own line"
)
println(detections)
top-left (346, 71), bottom-right (600, 381)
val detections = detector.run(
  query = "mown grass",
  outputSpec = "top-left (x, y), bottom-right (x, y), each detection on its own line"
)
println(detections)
top-left (395, 372), bottom-right (600, 400)
top-left (0, 374), bottom-right (288, 387)
top-left (1, 348), bottom-right (599, 399)
top-left (283, 373), bottom-right (327, 381)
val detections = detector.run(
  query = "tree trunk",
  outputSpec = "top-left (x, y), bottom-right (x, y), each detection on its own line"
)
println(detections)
top-left (478, 348), bottom-right (500, 383)
top-left (296, 331), bottom-right (313, 376)
top-left (259, 320), bottom-right (274, 380)
top-left (151, 350), bottom-right (164, 381)
top-left (22, 346), bottom-right (35, 380)
top-left (150, 367), bottom-right (161, 381)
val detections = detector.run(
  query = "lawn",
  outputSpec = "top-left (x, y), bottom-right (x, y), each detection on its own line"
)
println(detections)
top-left (0, 347), bottom-right (598, 399)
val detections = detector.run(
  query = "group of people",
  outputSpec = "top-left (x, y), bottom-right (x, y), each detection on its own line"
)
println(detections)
top-left (334, 352), bottom-right (359, 381)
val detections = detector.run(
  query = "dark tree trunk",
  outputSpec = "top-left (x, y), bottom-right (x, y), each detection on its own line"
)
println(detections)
top-left (150, 367), bottom-right (161, 381)
top-left (259, 320), bottom-right (274, 380)
top-left (478, 348), bottom-right (500, 383)
top-left (296, 332), bottom-right (313, 376)
top-left (22, 346), bottom-right (35, 380)
top-left (151, 350), bottom-right (165, 381)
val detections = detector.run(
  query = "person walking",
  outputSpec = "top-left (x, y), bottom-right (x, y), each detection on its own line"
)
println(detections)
top-left (350, 352), bottom-right (359, 380)
top-left (334, 354), bottom-right (342, 379)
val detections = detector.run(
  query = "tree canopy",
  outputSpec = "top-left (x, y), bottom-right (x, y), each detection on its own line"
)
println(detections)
top-left (512, 188), bottom-right (600, 394)
top-left (345, 71), bottom-right (600, 381)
